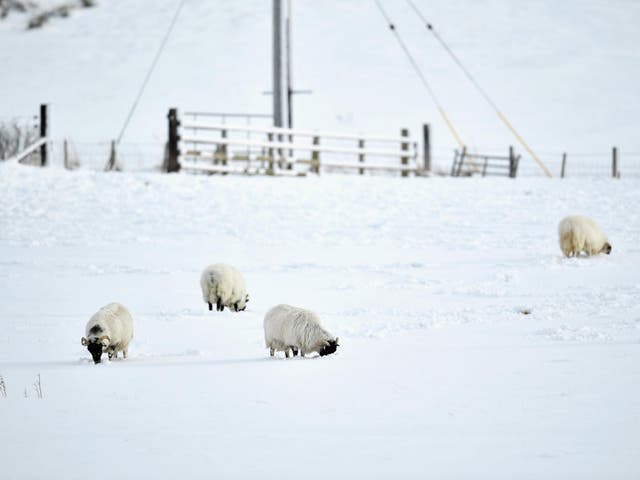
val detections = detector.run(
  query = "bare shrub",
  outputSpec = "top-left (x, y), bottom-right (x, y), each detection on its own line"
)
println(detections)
top-left (0, 375), bottom-right (6, 398)
top-left (27, 1), bottom-right (96, 29)
top-left (0, 0), bottom-right (37, 19)
top-left (33, 373), bottom-right (43, 399)
top-left (0, 120), bottom-right (39, 161)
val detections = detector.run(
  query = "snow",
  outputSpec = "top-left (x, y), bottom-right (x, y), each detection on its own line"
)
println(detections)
top-left (1, 1), bottom-right (640, 477)
top-left (1, 0), bottom-right (640, 174)
top-left (1, 163), bottom-right (640, 478)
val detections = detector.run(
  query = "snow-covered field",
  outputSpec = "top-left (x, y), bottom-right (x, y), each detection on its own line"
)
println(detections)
top-left (1, 163), bottom-right (639, 478)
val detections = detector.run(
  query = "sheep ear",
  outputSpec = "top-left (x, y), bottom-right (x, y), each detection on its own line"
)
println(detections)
top-left (99, 335), bottom-right (110, 347)
top-left (81, 337), bottom-right (88, 346)
top-left (335, 337), bottom-right (340, 345)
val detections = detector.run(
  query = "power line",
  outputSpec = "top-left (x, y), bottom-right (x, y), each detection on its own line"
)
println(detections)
top-left (116, 0), bottom-right (186, 144)
top-left (373, 0), bottom-right (465, 148)
top-left (406, 0), bottom-right (553, 177)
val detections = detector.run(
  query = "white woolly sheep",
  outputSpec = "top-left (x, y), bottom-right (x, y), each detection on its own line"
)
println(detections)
top-left (264, 304), bottom-right (339, 358)
top-left (81, 303), bottom-right (134, 364)
top-left (558, 215), bottom-right (612, 257)
top-left (200, 263), bottom-right (249, 312)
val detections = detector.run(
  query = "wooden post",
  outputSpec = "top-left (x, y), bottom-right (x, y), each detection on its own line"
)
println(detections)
top-left (358, 139), bottom-right (365, 175)
top-left (267, 132), bottom-right (274, 172)
top-left (166, 108), bottom-right (180, 173)
top-left (63, 139), bottom-right (69, 169)
top-left (561, 152), bottom-right (567, 178)
top-left (105, 140), bottom-right (117, 171)
top-left (508, 145), bottom-right (516, 178)
top-left (311, 135), bottom-right (320, 174)
top-left (422, 123), bottom-right (431, 172)
top-left (272, 0), bottom-right (283, 128)
top-left (221, 129), bottom-right (228, 166)
top-left (612, 146), bottom-right (618, 178)
top-left (39, 103), bottom-right (47, 167)
top-left (400, 128), bottom-right (409, 177)
top-left (456, 147), bottom-right (467, 176)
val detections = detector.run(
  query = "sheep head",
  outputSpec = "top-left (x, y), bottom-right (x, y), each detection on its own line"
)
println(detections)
top-left (602, 243), bottom-right (612, 255)
top-left (234, 294), bottom-right (250, 312)
top-left (82, 335), bottom-right (111, 364)
top-left (318, 337), bottom-right (339, 357)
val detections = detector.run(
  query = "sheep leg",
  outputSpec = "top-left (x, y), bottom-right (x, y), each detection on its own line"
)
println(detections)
top-left (269, 347), bottom-right (275, 357)
top-left (291, 347), bottom-right (299, 357)
top-left (208, 302), bottom-right (212, 311)
top-left (285, 349), bottom-right (290, 358)
top-left (234, 303), bottom-right (238, 312)
top-left (217, 298), bottom-right (223, 311)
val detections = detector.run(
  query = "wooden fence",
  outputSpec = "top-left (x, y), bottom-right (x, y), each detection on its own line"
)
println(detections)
top-left (451, 146), bottom-right (520, 178)
top-left (165, 108), bottom-right (424, 176)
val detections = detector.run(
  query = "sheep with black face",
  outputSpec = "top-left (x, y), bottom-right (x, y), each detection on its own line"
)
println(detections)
top-left (558, 215), bottom-right (612, 257)
top-left (81, 303), bottom-right (134, 364)
top-left (264, 304), bottom-right (339, 358)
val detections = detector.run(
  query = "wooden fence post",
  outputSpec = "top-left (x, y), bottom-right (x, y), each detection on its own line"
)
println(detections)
top-left (400, 128), bottom-right (409, 177)
top-left (311, 136), bottom-right (320, 174)
top-left (358, 138), bottom-right (365, 175)
top-left (221, 129), bottom-right (228, 166)
top-left (166, 107), bottom-right (180, 173)
top-left (612, 146), bottom-right (618, 178)
top-left (63, 139), bottom-right (69, 169)
top-left (508, 145), bottom-right (516, 178)
top-left (39, 103), bottom-right (47, 167)
top-left (422, 123), bottom-right (431, 172)
top-left (267, 132), bottom-right (274, 172)
top-left (561, 152), bottom-right (567, 178)
top-left (105, 140), bottom-right (117, 171)
top-left (456, 146), bottom-right (467, 176)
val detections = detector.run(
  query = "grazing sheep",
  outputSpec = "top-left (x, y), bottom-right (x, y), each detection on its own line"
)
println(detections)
top-left (81, 303), bottom-right (134, 364)
top-left (264, 304), bottom-right (339, 358)
top-left (558, 215), bottom-right (612, 257)
top-left (200, 264), bottom-right (249, 312)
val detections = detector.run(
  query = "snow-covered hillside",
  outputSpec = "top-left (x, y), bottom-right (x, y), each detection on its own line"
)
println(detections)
top-left (1, 163), bottom-right (639, 478)
top-left (1, 0), bottom-right (640, 173)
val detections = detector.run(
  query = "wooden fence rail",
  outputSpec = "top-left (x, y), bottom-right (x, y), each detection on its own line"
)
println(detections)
top-left (169, 108), bottom-right (423, 176)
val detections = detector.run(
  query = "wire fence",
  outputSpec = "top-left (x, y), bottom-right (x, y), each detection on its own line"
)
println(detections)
top-left (4, 135), bottom-right (640, 178)
top-left (430, 148), bottom-right (640, 178)
top-left (44, 140), bottom-right (165, 171)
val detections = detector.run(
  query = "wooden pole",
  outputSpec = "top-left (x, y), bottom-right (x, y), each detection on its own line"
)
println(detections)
top-left (63, 139), bottom-right (68, 169)
top-left (166, 107), bottom-right (180, 173)
top-left (561, 152), bottom-right (567, 178)
top-left (39, 103), bottom-right (47, 167)
top-left (508, 145), bottom-right (516, 178)
top-left (267, 132), bottom-right (274, 172)
top-left (272, 0), bottom-right (283, 128)
top-left (358, 139), bottom-right (365, 175)
top-left (311, 135), bottom-right (320, 174)
top-left (612, 146), bottom-right (618, 178)
top-left (221, 129), bottom-right (228, 166)
top-left (422, 123), bottom-right (431, 172)
top-left (400, 128), bottom-right (409, 177)
top-left (106, 140), bottom-right (117, 171)
top-left (456, 146), bottom-right (467, 176)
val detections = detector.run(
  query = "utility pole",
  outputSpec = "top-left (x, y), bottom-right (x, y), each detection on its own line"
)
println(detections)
top-left (273, 0), bottom-right (283, 128)
top-left (285, 1), bottom-right (292, 129)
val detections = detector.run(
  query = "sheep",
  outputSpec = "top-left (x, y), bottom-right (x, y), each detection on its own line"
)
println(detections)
top-left (81, 303), bottom-right (134, 364)
top-left (264, 304), bottom-right (339, 358)
top-left (200, 263), bottom-right (249, 312)
top-left (558, 215), bottom-right (612, 257)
